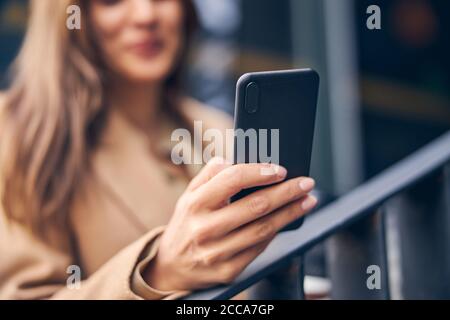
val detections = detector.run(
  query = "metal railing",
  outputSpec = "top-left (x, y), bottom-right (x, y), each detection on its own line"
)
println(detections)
top-left (186, 131), bottom-right (450, 300)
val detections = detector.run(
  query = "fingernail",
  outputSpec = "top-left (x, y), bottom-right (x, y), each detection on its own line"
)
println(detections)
top-left (299, 178), bottom-right (315, 191)
top-left (260, 164), bottom-right (287, 177)
top-left (302, 196), bottom-right (317, 211)
top-left (276, 165), bottom-right (287, 178)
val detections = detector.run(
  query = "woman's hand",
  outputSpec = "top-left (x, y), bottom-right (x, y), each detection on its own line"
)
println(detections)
top-left (144, 158), bottom-right (317, 292)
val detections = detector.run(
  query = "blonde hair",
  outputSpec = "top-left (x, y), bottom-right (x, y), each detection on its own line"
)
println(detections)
top-left (0, 0), bottom-right (197, 232)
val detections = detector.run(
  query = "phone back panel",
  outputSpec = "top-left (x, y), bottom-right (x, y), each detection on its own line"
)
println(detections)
top-left (232, 69), bottom-right (319, 231)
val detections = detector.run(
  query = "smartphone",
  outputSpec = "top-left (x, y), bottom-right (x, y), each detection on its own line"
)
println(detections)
top-left (231, 68), bottom-right (319, 231)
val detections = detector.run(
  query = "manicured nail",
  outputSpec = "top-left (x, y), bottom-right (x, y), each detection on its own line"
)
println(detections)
top-left (302, 196), bottom-right (318, 211)
top-left (299, 178), bottom-right (315, 191)
top-left (276, 165), bottom-right (287, 178)
top-left (260, 164), bottom-right (287, 177)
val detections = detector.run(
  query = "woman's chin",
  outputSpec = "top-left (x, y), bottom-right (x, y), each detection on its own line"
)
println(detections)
top-left (122, 68), bottom-right (171, 84)
top-left (114, 53), bottom-right (178, 84)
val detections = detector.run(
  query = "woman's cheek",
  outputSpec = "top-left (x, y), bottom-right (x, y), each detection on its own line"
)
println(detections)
top-left (90, 5), bottom-right (129, 49)
top-left (90, 16), bottom-right (128, 71)
top-left (91, 2), bottom-right (129, 31)
top-left (160, 3), bottom-right (184, 49)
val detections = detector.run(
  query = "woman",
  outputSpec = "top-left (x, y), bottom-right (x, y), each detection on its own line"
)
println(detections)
top-left (0, 0), bottom-right (317, 299)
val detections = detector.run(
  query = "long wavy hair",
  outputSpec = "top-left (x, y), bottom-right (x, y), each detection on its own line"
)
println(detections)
top-left (0, 0), bottom-right (197, 232)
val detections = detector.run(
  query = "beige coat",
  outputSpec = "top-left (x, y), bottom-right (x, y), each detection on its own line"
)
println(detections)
top-left (0, 95), bottom-right (233, 300)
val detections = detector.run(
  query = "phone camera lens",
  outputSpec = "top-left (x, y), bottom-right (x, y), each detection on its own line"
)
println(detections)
top-left (245, 82), bottom-right (259, 114)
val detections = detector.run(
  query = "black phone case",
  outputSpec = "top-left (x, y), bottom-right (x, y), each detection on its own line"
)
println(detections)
top-left (231, 68), bottom-right (319, 231)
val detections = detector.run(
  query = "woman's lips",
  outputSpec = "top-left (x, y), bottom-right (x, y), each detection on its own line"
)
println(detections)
top-left (127, 38), bottom-right (164, 57)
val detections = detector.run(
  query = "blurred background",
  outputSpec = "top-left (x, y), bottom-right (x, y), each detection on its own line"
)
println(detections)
top-left (1, 0), bottom-right (450, 298)
top-left (3, 0), bottom-right (448, 194)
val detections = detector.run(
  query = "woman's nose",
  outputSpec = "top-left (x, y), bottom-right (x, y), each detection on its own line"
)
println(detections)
top-left (130, 0), bottom-right (158, 27)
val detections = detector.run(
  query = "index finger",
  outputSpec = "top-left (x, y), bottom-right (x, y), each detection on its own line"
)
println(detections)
top-left (186, 157), bottom-right (232, 191)
top-left (193, 163), bottom-right (288, 208)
